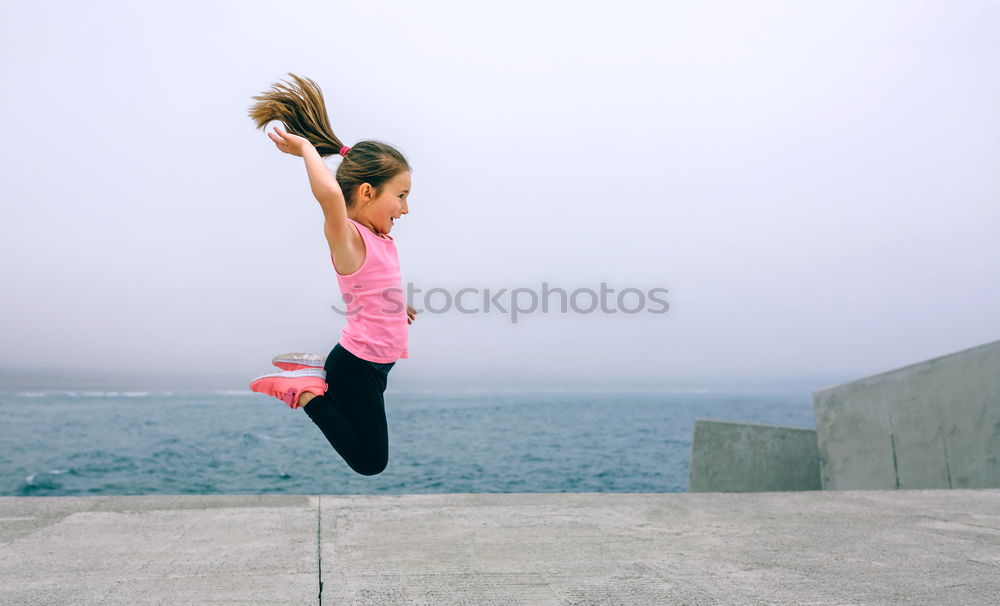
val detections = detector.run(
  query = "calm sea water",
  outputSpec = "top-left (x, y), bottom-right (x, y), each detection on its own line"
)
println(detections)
top-left (1, 390), bottom-right (815, 496)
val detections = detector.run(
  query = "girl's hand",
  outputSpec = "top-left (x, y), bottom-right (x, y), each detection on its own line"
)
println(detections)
top-left (407, 305), bottom-right (419, 325)
top-left (267, 125), bottom-right (313, 157)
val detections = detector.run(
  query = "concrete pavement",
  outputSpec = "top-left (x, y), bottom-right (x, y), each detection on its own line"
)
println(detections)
top-left (1, 490), bottom-right (999, 605)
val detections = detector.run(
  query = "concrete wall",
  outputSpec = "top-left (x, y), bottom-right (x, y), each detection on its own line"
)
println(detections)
top-left (813, 339), bottom-right (1000, 490)
top-left (687, 419), bottom-right (821, 492)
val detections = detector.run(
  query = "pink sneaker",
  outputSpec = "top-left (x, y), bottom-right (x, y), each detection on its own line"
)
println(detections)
top-left (249, 369), bottom-right (327, 409)
top-left (271, 352), bottom-right (326, 372)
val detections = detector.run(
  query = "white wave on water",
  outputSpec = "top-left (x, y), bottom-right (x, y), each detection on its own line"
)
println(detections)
top-left (214, 390), bottom-right (253, 396)
top-left (74, 391), bottom-right (150, 397)
top-left (243, 432), bottom-right (275, 441)
top-left (13, 390), bottom-right (153, 398)
top-left (25, 469), bottom-right (72, 485)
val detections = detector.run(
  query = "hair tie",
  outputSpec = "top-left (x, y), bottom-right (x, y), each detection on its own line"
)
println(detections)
top-left (339, 145), bottom-right (351, 157)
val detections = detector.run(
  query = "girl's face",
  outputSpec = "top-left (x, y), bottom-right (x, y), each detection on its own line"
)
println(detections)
top-left (358, 171), bottom-right (411, 237)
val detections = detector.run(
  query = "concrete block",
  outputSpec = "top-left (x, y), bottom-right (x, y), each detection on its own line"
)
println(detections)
top-left (814, 339), bottom-right (1000, 490)
top-left (0, 495), bottom-right (318, 605)
top-left (687, 419), bottom-right (821, 492)
top-left (5, 492), bottom-right (1000, 604)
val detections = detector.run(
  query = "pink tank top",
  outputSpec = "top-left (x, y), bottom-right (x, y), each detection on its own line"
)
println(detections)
top-left (332, 219), bottom-right (409, 363)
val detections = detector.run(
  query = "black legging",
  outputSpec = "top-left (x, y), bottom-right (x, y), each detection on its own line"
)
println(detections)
top-left (303, 343), bottom-right (395, 476)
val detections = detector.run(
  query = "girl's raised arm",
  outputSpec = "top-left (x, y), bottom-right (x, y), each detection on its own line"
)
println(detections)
top-left (267, 126), bottom-right (354, 251)
top-left (249, 74), bottom-right (358, 254)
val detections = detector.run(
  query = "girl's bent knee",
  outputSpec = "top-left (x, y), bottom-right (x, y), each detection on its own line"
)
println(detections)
top-left (352, 458), bottom-right (388, 477)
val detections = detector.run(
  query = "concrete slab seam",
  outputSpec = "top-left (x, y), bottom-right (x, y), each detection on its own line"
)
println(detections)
top-left (938, 405), bottom-right (954, 489)
top-left (888, 412), bottom-right (900, 490)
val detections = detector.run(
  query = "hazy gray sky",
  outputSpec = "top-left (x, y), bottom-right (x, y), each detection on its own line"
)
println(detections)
top-left (2, 1), bottom-right (998, 390)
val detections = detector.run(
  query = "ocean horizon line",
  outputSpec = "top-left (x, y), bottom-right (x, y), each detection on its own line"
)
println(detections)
top-left (0, 365), bottom-right (853, 395)
top-left (2, 385), bottom-right (824, 398)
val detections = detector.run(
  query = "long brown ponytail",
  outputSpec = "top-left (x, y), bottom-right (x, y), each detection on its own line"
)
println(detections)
top-left (249, 73), bottom-right (410, 208)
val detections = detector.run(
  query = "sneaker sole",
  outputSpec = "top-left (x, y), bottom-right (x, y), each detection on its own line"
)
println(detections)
top-left (272, 353), bottom-right (326, 370)
top-left (250, 368), bottom-right (327, 383)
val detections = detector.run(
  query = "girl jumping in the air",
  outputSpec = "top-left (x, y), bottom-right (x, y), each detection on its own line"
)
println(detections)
top-left (246, 73), bottom-right (417, 476)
